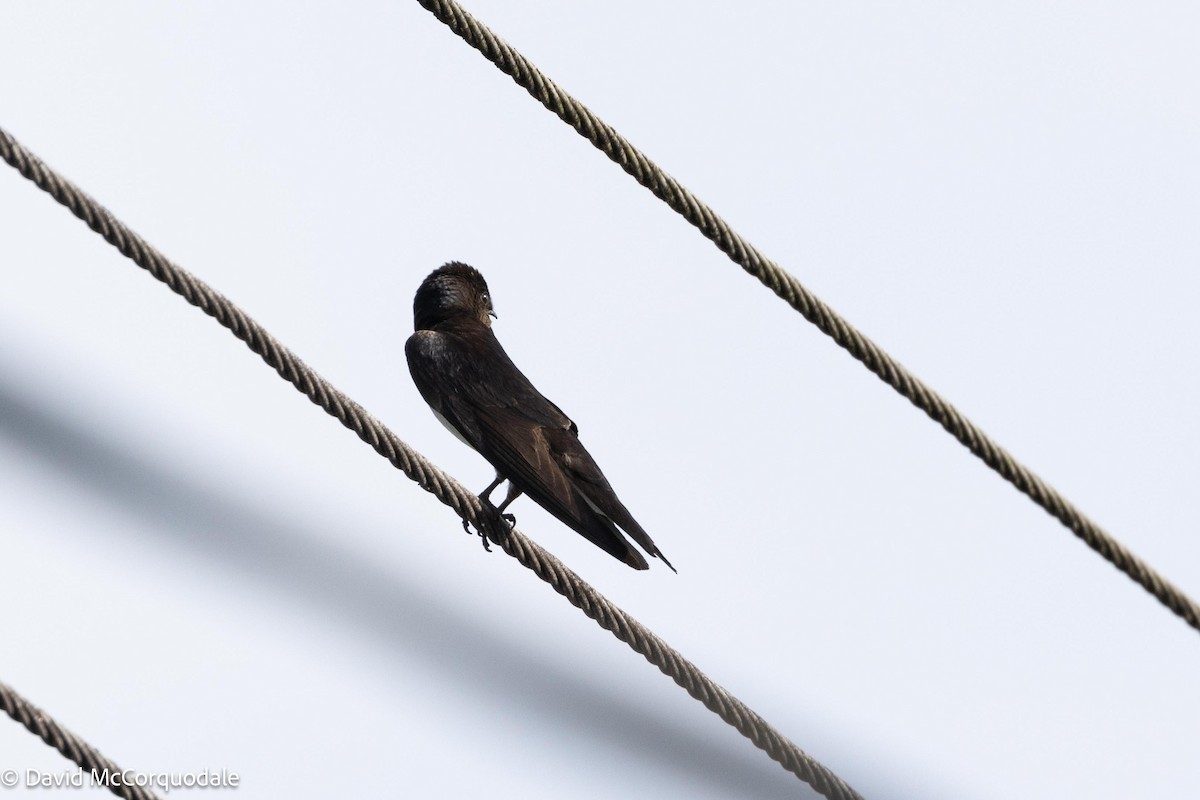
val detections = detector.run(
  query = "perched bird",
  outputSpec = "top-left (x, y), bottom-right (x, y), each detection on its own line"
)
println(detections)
top-left (405, 262), bottom-right (674, 572)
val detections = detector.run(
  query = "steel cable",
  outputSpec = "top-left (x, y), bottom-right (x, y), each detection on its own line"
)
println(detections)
top-left (414, 0), bottom-right (1200, 634)
top-left (0, 681), bottom-right (162, 800)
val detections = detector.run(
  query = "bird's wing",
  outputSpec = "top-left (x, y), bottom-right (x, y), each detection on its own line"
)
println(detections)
top-left (471, 405), bottom-right (649, 569)
top-left (406, 328), bottom-right (649, 568)
top-left (548, 427), bottom-right (674, 571)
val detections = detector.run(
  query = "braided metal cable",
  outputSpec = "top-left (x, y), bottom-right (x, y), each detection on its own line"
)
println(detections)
top-left (0, 126), bottom-right (862, 799)
top-left (415, 0), bottom-right (1200, 634)
top-left (0, 681), bottom-right (162, 800)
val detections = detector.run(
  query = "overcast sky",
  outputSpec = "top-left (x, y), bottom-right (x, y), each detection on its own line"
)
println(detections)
top-left (1, 3), bottom-right (1198, 798)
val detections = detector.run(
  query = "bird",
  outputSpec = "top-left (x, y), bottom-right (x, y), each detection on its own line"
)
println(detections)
top-left (405, 262), bottom-right (674, 572)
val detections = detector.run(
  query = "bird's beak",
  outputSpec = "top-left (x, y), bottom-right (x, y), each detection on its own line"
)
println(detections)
top-left (489, 310), bottom-right (498, 319)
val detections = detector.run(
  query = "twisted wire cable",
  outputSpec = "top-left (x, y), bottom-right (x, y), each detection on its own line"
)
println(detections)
top-left (0, 681), bottom-right (162, 800)
top-left (414, 0), bottom-right (1200, 634)
top-left (0, 126), bottom-right (862, 800)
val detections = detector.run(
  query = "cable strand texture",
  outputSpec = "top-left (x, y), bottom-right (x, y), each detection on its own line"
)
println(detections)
top-left (414, 0), bottom-right (1200, 634)
top-left (0, 126), bottom-right (861, 800)
top-left (0, 682), bottom-right (162, 800)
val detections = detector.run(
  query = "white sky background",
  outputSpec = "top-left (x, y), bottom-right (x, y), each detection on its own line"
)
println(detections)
top-left (1, 2), bottom-right (1198, 797)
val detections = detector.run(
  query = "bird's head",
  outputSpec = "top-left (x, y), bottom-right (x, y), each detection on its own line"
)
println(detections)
top-left (412, 262), bottom-right (497, 331)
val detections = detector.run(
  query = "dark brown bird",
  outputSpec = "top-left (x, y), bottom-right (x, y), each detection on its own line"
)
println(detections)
top-left (405, 262), bottom-right (674, 571)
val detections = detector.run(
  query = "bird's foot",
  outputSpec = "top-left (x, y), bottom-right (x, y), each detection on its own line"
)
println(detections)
top-left (462, 518), bottom-right (493, 552)
top-left (502, 513), bottom-right (516, 527)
